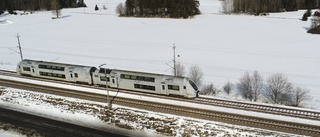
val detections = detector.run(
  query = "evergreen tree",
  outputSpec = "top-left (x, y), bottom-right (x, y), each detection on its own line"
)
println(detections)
top-left (124, 0), bottom-right (200, 18)
top-left (51, 0), bottom-right (61, 18)
top-left (0, 0), bottom-right (87, 12)
top-left (95, 4), bottom-right (99, 11)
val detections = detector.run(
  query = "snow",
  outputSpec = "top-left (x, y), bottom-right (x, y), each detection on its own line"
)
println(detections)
top-left (0, 0), bottom-right (319, 135)
top-left (1, 75), bottom-right (320, 127)
top-left (0, 86), bottom-right (305, 137)
top-left (0, 130), bottom-right (25, 137)
top-left (0, 0), bottom-right (319, 109)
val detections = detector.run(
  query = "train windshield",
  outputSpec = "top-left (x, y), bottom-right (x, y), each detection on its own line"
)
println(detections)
top-left (188, 80), bottom-right (199, 91)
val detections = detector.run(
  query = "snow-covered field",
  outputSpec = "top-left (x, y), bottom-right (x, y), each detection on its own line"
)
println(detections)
top-left (0, 0), bottom-right (319, 135)
top-left (0, 87), bottom-right (305, 137)
top-left (0, 0), bottom-right (319, 109)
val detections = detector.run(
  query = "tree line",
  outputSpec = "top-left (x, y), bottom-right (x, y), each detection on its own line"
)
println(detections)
top-left (0, 0), bottom-right (86, 15)
top-left (123, 0), bottom-right (200, 18)
top-left (174, 63), bottom-right (311, 107)
top-left (202, 71), bottom-right (310, 107)
top-left (223, 0), bottom-right (320, 15)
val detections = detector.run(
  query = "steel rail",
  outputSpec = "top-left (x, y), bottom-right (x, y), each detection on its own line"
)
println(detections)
top-left (0, 79), bottom-right (320, 136)
top-left (1, 69), bottom-right (320, 121)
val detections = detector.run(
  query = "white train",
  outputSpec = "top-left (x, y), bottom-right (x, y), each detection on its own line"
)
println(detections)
top-left (16, 59), bottom-right (199, 98)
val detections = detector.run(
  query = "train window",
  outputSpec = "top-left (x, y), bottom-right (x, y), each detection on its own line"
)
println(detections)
top-left (134, 84), bottom-right (155, 91)
top-left (162, 85), bottom-right (165, 90)
top-left (23, 67), bottom-right (31, 71)
top-left (131, 75), bottom-right (137, 80)
top-left (100, 76), bottom-right (110, 82)
top-left (120, 74), bottom-right (155, 82)
top-left (145, 77), bottom-right (151, 82)
top-left (70, 74), bottom-right (73, 78)
top-left (136, 76), bottom-right (142, 81)
top-left (39, 64), bottom-right (65, 71)
top-left (75, 73), bottom-right (78, 78)
top-left (39, 71), bottom-right (65, 79)
top-left (112, 79), bottom-right (115, 84)
top-left (124, 75), bottom-right (131, 79)
top-left (168, 85), bottom-right (180, 91)
top-left (189, 80), bottom-right (199, 91)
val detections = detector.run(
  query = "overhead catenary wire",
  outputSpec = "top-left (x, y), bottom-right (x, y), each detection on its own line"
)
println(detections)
top-left (20, 34), bottom-right (320, 60)
top-left (16, 47), bottom-right (320, 89)
top-left (1, 34), bottom-right (320, 89)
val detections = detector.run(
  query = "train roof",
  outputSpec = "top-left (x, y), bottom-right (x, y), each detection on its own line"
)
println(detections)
top-left (20, 59), bottom-right (96, 69)
top-left (19, 59), bottom-right (187, 79)
top-left (112, 69), bottom-right (186, 79)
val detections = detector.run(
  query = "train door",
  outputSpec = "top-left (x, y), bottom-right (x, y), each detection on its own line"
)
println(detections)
top-left (31, 67), bottom-right (36, 76)
top-left (69, 72), bottom-right (75, 82)
top-left (160, 83), bottom-right (167, 95)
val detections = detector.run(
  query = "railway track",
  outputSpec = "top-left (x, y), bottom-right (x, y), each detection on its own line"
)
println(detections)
top-left (1, 69), bottom-right (320, 121)
top-left (0, 78), bottom-right (320, 136)
top-left (0, 107), bottom-right (125, 137)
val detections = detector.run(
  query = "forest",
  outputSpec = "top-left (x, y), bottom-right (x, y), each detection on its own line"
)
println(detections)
top-left (232, 0), bottom-right (320, 15)
top-left (124, 0), bottom-right (201, 18)
top-left (0, 0), bottom-right (86, 15)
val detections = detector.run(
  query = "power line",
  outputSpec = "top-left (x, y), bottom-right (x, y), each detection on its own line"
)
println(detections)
top-left (17, 33), bottom-right (320, 60)
top-left (22, 48), bottom-right (167, 64)
top-left (16, 33), bottom-right (23, 61)
top-left (20, 47), bottom-right (320, 80)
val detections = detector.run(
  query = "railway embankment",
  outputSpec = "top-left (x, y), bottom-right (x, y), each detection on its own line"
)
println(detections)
top-left (0, 88), bottom-right (302, 137)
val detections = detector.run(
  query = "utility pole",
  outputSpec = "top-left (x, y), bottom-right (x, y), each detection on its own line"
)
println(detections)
top-left (16, 33), bottom-right (23, 61)
top-left (99, 64), bottom-right (111, 109)
top-left (173, 44), bottom-right (176, 76)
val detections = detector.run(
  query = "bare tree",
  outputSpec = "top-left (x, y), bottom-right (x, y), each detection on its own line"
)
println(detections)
top-left (311, 16), bottom-right (320, 28)
top-left (264, 73), bottom-right (293, 104)
top-left (51, 0), bottom-right (61, 19)
top-left (236, 72), bottom-right (253, 101)
top-left (188, 65), bottom-right (203, 88)
top-left (292, 86), bottom-right (310, 107)
top-left (223, 81), bottom-right (233, 95)
top-left (201, 83), bottom-right (220, 96)
top-left (173, 61), bottom-right (186, 77)
top-left (221, 0), bottom-right (233, 14)
top-left (236, 71), bottom-right (264, 101)
top-left (251, 71), bottom-right (263, 102)
top-left (115, 3), bottom-right (126, 16)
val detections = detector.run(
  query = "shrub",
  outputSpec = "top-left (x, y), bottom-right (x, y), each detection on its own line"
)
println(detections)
top-left (95, 4), bottom-right (99, 11)
top-left (307, 26), bottom-right (320, 34)
top-left (302, 11), bottom-right (309, 21)
top-left (314, 11), bottom-right (320, 17)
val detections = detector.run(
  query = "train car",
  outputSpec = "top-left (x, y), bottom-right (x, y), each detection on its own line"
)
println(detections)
top-left (17, 59), bottom-right (199, 98)
top-left (93, 69), bottom-right (199, 98)
top-left (17, 59), bottom-right (96, 84)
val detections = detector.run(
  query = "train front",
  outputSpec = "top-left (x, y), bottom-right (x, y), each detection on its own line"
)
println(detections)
top-left (16, 60), bottom-right (27, 75)
top-left (185, 78), bottom-right (199, 98)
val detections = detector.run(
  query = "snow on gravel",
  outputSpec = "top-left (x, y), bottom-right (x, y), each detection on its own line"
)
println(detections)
top-left (2, 75), bottom-right (320, 127)
top-left (0, 86), bottom-right (305, 137)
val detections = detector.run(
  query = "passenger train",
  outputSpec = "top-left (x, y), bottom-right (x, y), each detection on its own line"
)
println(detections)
top-left (16, 59), bottom-right (199, 98)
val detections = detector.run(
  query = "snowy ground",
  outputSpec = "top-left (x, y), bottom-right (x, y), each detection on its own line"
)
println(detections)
top-left (0, 0), bottom-right (319, 110)
top-left (0, 86), bottom-right (306, 137)
top-left (0, 0), bottom-right (319, 136)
